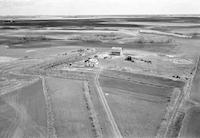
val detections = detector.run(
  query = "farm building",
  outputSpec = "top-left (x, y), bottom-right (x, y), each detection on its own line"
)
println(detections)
top-left (110, 47), bottom-right (123, 56)
top-left (85, 58), bottom-right (99, 67)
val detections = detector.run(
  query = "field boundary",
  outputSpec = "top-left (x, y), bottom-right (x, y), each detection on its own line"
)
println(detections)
top-left (177, 56), bottom-right (200, 138)
top-left (156, 88), bottom-right (181, 138)
top-left (83, 81), bottom-right (102, 138)
top-left (41, 77), bottom-right (57, 138)
top-left (164, 56), bottom-right (200, 138)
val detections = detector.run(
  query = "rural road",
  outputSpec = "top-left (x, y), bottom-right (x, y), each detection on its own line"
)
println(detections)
top-left (95, 68), bottom-right (123, 138)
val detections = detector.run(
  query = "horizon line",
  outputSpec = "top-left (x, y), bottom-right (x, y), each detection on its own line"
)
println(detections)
top-left (0, 14), bottom-right (200, 17)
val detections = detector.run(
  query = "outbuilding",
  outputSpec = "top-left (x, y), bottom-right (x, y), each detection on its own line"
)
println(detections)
top-left (111, 47), bottom-right (123, 56)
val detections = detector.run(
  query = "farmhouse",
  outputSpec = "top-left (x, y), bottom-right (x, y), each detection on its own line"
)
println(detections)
top-left (110, 47), bottom-right (123, 56)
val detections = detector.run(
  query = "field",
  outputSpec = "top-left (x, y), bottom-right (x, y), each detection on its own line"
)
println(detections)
top-left (0, 73), bottom-right (34, 92)
top-left (103, 91), bottom-right (166, 137)
top-left (0, 79), bottom-right (47, 138)
top-left (100, 75), bottom-right (173, 99)
top-left (100, 70), bottom-right (185, 88)
top-left (99, 71), bottom-right (180, 137)
top-left (179, 106), bottom-right (200, 138)
top-left (45, 77), bottom-right (93, 138)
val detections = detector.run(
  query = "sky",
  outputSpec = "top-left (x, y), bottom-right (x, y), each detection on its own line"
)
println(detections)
top-left (0, 0), bottom-right (199, 15)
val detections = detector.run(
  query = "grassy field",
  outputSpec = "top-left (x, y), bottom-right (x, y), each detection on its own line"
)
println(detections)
top-left (100, 75), bottom-right (173, 99)
top-left (45, 77), bottom-right (93, 138)
top-left (99, 72), bottom-right (180, 137)
top-left (104, 91), bottom-right (167, 137)
top-left (0, 79), bottom-right (47, 138)
top-left (180, 106), bottom-right (200, 138)
top-left (0, 73), bottom-right (35, 93)
top-left (0, 44), bottom-right (82, 60)
top-left (101, 70), bottom-right (185, 88)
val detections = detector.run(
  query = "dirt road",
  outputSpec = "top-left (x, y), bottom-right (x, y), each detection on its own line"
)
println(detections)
top-left (95, 68), bottom-right (123, 138)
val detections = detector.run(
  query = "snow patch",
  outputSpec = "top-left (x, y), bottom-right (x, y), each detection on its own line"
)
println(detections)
top-left (26, 49), bottom-right (36, 53)
top-left (0, 56), bottom-right (17, 63)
